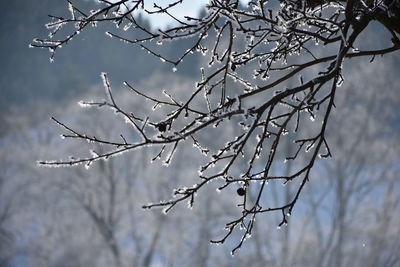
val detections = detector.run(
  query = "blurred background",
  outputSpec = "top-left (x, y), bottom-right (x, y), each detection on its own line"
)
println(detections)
top-left (1, 0), bottom-right (400, 266)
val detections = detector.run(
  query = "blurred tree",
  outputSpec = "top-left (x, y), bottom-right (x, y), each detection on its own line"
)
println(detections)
top-left (1, 64), bottom-right (399, 266)
top-left (32, 0), bottom-right (400, 252)
top-left (0, 0), bottom-right (198, 126)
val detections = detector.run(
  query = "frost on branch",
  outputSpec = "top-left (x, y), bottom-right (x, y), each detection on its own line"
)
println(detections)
top-left (33, 0), bottom-right (400, 253)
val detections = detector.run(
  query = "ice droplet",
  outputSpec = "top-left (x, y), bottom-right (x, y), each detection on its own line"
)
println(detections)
top-left (123, 23), bottom-right (132, 31)
top-left (172, 67), bottom-right (177, 72)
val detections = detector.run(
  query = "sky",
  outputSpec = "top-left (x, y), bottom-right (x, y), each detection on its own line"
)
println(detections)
top-left (135, 0), bottom-right (211, 28)
top-left (137, 0), bottom-right (248, 28)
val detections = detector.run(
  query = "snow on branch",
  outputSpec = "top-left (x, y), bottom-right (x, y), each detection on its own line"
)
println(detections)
top-left (34, 0), bottom-right (400, 254)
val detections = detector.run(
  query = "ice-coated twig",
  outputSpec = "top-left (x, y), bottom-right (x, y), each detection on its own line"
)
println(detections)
top-left (34, 0), bottom-right (400, 254)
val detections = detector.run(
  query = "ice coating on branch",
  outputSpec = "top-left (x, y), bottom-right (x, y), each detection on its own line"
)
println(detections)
top-left (84, 162), bottom-right (92, 170)
top-left (78, 101), bottom-right (92, 108)
top-left (100, 72), bottom-right (108, 90)
top-left (30, 0), bottom-right (400, 256)
top-left (123, 23), bottom-right (132, 31)
top-left (68, 2), bottom-right (75, 20)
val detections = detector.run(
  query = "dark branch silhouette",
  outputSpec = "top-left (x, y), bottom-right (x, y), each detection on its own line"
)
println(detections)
top-left (33, 0), bottom-right (400, 253)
